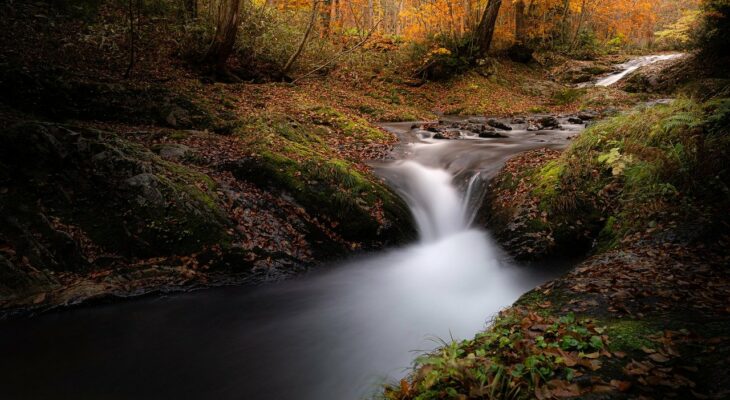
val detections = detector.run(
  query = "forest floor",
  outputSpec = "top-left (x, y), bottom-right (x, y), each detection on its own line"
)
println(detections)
top-left (0, 0), bottom-right (662, 318)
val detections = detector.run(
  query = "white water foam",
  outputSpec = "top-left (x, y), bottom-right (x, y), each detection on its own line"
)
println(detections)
top-left (596, 53), bottom-right (684, 87)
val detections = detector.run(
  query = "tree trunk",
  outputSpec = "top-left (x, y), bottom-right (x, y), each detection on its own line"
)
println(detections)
top-left (320, 0), bottom-right (332, 36)
top-left (571, 0), bottom-right (587, 49)
top-left (475, 0), bottom-right (502, 57)
top-left (515, 0), bottom-right (527, 43)
top-left (560, 0), bottom-right (570, 43)
top-left (282, 0), bottom-right (320, 76)
top-left (204, 0), bottom-right (241, 74)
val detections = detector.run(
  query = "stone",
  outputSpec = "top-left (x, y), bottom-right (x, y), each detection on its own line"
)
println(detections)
top-left (125, 173), bottom-right (165, 207)
top-left (479, 131), bottom-right (506, 138)
top-left (488, 119), bottom-right (513, 131)
top-left (568, 117), bottom-right (584, 124)
top-left (152, 143), bottom-right (192, 161)
top-left (163, 105), bottom-right (191, 128)
top-left (538, 116), bottom-right (561, 130)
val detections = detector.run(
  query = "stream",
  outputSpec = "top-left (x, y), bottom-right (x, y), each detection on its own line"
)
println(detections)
top-left (0, 55), bottom-right (666, 400)
top-left (0, 117), bottom-right (582, 400)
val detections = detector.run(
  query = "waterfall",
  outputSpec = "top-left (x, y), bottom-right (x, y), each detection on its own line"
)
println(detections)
top-left (378, 161), bottom-right (472, 242)
top-left (596, 54), bottom-right (684, 87)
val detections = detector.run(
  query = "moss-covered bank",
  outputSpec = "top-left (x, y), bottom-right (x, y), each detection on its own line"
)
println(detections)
top-left (484, 98), bottom-right (730, 260)
top-left (386, 98), bottom-right (730, 399)
top-left (0, 77), bottom-right (416, 316)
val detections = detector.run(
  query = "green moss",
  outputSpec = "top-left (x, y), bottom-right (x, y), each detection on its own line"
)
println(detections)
top-left (233, 107), bottom-right (414, 244)
top-left (387, 308), bottom-right (609, 400)
top-left (496, 97), bottom-right (730, 258)
top-left (602, 319), bottom-right (658, 352)
top-left (310, 106), bottom-right (391, 141)
top-left (532, 160), bottom-right (564, 198)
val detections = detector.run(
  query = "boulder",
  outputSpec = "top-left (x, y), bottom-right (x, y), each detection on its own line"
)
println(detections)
top-left (432, 129), bottom-right (461, 140)
top-left (152, 143), bottom-right (192, 161)
top-left (125, 173), bottom-right (166, 207)
top-left (538, 116), bottom-right (561, 130)
top-left (479, 131), bottom-right (507, 138)
top-left (568, 117), bottom-right (584, 124)
top-left (487, 119), bottom-right (513, 131)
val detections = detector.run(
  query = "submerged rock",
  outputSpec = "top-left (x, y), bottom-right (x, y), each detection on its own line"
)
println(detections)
top-left (479, 131), bottom-right (506, 138)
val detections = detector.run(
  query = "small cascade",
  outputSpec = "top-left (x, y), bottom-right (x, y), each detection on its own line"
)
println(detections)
top-left (377, 161), bottom-right (472, 242)
top-left (596, 53), bottom-right (684, 87)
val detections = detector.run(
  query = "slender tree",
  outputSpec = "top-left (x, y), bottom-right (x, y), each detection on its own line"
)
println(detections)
top-left (515, 0), bottom-right (527, 42)
top-left (474, 0), bottom-right (502, 57)
top-left (282, 0), bottom-right (320, 76)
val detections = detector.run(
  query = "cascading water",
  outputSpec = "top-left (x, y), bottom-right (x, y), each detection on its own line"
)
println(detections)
top-left (595, 53), bottom-right (684, 87)
top-left (0, 118), bottom-right (578, 400)
top-left (380, 160), bottom-right (468, 241)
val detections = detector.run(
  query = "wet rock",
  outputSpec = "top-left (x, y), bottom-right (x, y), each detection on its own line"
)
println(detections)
top-left (488, 119), bottom-right (513, 131)
top-left (527, 121), bottom-right (541, 131)
top-left (511, 117), bottom-right (526, 124)
top-left (447, 122), bottom-right (495, 136)
top-left (479, 131), bottom-right (507, 138)
top-left (433, 129), bottom-right (461, 140)
top-left (538, 116), bottom-right (561, 130)
top-left (152, 143), bottom-right (192, 161)
top-left (568, 117), bottom-right (584, 124)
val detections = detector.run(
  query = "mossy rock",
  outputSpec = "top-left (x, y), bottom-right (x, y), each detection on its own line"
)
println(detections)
top-left (222, 154), bottom-right (415, 246)
top-left (0, 122), bottom-right (231, 261)
top-left (229, 112), bottom-right (415, 246)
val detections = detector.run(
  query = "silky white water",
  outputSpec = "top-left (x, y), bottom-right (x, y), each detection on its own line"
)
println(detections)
top-left (596, 53), bottom-right (684, 86)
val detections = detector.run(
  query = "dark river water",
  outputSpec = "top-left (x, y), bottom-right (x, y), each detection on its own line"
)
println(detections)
top-left (0, 117), bottom-right (583, 400)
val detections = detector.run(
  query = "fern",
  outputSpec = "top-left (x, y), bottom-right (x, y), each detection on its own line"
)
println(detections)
top-left (659, 112), bottom-right (699, 134)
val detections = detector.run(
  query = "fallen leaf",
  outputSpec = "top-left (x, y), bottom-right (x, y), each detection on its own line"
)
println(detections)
top-left (648, 353), bottom-right (671, 363)
top-left (610, 379), bottom-right (632, 391)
